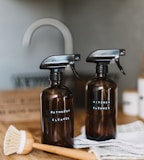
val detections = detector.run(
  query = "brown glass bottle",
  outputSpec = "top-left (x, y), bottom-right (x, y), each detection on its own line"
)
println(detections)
top-left (85, 63), bottom-right (117, 141)
top-left (40, 71), bottom-right (74, 148)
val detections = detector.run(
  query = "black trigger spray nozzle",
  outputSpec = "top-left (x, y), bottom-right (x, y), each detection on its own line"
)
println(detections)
top-left (86, 49), bottom-right (126, 75)
top-left (40, 54), bottom-right (81, 78)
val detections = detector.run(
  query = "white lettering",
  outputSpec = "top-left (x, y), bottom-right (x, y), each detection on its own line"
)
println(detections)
top-left (93, 106), bottom-right (111, 110)
top-left (50, 109), bottom-right (70, 114)
top-left (93, 100), bottom-right (110, 104)
top-left (51, 117), bottom-right (70, 122)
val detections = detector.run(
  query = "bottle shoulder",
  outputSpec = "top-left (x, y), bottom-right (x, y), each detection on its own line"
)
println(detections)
top-left (41, 85), bottom-right (72, 96)
top-left (86, 77), bottom-right (117, 88)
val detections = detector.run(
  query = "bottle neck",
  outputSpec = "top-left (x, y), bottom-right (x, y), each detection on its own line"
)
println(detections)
top-left (96, 63), bottom-right (108, 78)
top-left (50, 70), bottom-right (63, 86)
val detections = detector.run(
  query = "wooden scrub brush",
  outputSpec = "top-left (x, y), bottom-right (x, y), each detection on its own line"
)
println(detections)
top-left (3, 125), bottom-right (100, 160)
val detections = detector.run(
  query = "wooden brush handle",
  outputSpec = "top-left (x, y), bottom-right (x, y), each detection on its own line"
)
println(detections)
top-left (32, 143), bottom-right (97, 160)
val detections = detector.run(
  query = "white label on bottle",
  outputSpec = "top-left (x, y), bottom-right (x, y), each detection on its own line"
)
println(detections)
top-left (92, 100), bottom-right (111, 110)
top-left (47, 109), bottom-right (71, 122)
top-left (91, 88), bottom-right (111, 110)
top-left (51, 117), bottom-right (70, 122)
top-left (50, 109), bottom-right (70, 114)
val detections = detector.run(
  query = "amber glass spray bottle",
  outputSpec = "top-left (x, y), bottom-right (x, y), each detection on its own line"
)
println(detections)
top-left (85, 49), bottom-right (126, 141)
top-left (40, 54), bottom-right (80, 148)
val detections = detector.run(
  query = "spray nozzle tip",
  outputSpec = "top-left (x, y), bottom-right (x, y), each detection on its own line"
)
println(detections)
top-left (120, 49), bottom-right (126, 56)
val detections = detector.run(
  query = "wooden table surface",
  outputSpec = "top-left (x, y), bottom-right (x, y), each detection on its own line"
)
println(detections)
top-left (0, 108), bottom-right (143, 160)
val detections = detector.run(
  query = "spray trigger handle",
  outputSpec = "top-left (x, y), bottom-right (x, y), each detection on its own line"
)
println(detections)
top-left (115, 58), bottom-right (126, 75)
top-left (114, 49), bottom-right (126, 75)
top-left (70, 63), bottom-right (80, 79)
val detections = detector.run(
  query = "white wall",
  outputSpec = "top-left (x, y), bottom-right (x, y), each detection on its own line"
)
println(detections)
top-left (0, 0), bottom-right (64, 89)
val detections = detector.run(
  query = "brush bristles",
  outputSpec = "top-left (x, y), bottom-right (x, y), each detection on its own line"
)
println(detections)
top-left (4, 125), bottom-right (21, 155)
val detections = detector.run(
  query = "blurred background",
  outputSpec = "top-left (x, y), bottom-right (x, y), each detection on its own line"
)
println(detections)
top-left (0, 0), bottom-right (144, 107)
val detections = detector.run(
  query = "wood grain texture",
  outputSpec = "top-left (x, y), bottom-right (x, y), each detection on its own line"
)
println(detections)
top-left (0, 88), bottom-right (43, 122)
